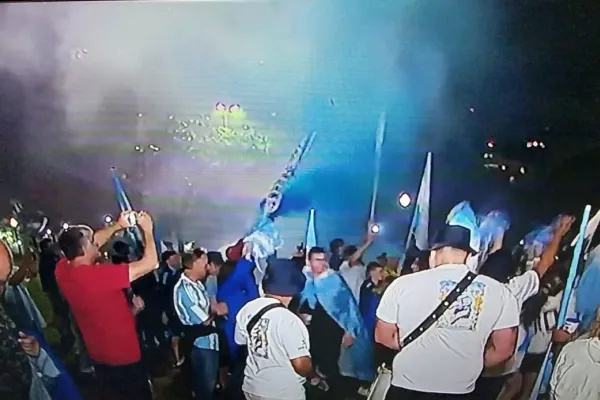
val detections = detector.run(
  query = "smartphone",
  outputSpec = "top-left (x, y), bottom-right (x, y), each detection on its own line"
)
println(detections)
top-left (127, 212), bottom-right (137, 227)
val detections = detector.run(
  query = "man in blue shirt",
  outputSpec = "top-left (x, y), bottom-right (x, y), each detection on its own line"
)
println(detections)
top-left (174, 249), bottom-right (227, 400)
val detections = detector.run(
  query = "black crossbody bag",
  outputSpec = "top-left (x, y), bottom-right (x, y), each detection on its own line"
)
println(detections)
top-left (375, 271), bottom-right (477, 366)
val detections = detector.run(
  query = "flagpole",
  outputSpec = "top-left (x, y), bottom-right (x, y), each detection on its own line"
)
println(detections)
top-left (369, 112), bottom-right (386, 222)
top-left (529, 204), bottom-right (591, 400)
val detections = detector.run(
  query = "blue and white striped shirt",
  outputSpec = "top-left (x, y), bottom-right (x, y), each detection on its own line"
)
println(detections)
top-left (173, 274), bottom-right (219, 351)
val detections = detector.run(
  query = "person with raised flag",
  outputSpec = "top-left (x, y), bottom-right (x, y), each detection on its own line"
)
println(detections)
top-left (473, 215), bottom-right (574, 400)
top-left (55, 211), bottom-right (158, 400)
top-left (374, 201), bottom-right (520, 399)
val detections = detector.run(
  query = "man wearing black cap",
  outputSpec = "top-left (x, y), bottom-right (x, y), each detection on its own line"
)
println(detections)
top-left (375, 204), bottom-right (520, 399)
top-left (235, 258), bottom-right (313, 400)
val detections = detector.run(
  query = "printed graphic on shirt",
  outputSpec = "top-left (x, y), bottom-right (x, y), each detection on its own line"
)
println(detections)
top-left (250, 318), bottom-right (271, 359)
top-left (298, 338), bottom-right (308, 352)
top-left (436, 280), bottom-right (486, 330)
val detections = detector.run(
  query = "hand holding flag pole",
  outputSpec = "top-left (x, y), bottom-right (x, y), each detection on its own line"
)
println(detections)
top-left (529, 204), bottom-right (590, 400)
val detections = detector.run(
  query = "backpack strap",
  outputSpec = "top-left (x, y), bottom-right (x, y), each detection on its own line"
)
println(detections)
top-left (402, 271), bottom-right (477, 348)
top-left (246, 302), bottom-right (286, 333)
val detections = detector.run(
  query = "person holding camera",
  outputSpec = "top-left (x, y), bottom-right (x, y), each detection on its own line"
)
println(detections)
top-left (55, 211), bottom-right (158, 400)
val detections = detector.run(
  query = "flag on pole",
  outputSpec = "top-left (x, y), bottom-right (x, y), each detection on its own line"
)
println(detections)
top-left (305, 208), bottom-right (317, 252)
top-left (369, 112), bottom-right (386, 221)
top-left (405, 152), bottom-right (432, 252)
top-left (110, 168), bottom-right (143, 252)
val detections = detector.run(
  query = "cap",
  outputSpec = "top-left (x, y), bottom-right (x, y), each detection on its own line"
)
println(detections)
top-left (431, 225), bottom-right (478, 254)
top-left (225, 239), bottom-right (244, 262)
top-left (262, 258), bottom-right (307, 297)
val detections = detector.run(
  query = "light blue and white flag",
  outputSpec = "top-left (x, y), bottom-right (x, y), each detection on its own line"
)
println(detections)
top-left (110, 169), bottom-right (143, 252)
top-left (305, 208), bottom-right (317, 252)
top-left (405, 152), bottom-right (432, 252)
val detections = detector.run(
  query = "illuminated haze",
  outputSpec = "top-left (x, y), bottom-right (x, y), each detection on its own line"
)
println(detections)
top-left (0, 1), bottom-right (507, 256)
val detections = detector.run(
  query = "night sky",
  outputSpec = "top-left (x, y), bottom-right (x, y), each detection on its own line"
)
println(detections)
top-left (0, 0), bottom-right (598, 254)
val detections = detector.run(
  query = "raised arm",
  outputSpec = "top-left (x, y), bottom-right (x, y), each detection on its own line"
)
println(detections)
top-left (534, 215), bottom-right (574, 278)
top-left (128, 212), bottom-right (159, 282)
top-left (349, 226), bottom-right (376, 264)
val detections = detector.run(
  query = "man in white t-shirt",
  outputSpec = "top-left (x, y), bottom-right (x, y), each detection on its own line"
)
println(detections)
top-left (375, 218), bottom-right (520, 398)
top-left (235, 258), bottom-right (313, 400)
top-left (474, 215), bottom-right (574, 399)
top-left (339, 231), bottom-right (375, 303)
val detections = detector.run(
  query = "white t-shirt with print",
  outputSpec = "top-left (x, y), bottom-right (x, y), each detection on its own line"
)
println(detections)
top-left (339, 261), bottom-right (366, 303)
top-left (235, 297), bottom-right (311, 400)
top-left (483, 270), bottom-right (540, 376)
top-left (376, 264), bottom-right (520, 394)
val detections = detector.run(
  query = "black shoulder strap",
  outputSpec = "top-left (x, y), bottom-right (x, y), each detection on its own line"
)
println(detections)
top-left (401, 271), bottom-right (477, 348)
top-left (246, 302), bottom-right (285, 333)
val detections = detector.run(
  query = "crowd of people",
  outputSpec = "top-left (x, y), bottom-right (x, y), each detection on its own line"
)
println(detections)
top-left (1, 205), bottom-right (600, 400)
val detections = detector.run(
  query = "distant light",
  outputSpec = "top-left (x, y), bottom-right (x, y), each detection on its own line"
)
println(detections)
top-left (398, 192), bottom-right (412, 208)
top-left (271, 112), bottom-right (277, 117)
top-left (148, 144), bottom-right (160, 152)
top-left (526, 142), bottom-right (532, 148)
top-left (9, 217), bottom-right (19, 228)
top-left (532, 141), bottom-right (539, 147)
top-left (243, 124), bottom-right (250, 130)
top-left (539, 142), bottom-right (546, 149)
top-left (215, 102), bottom-right (226, 112)
top-left (519, 239), bottom-right (525, 246)
top-left (501, 165), bottom-right (507, 171)
top-left (483, 153), bottom-right (489, 159)
top-left (137, 113), bottom-right (143, 117)
top-left (487, 141), bottom-right (495, 148)
top-left (104, 215), bottom-right (113, 224)
top-left (62, 223), bottom-right (69, 230)
top-left (469, 107), bottom-right (475, 113)
top-left (520, 167), bottom-right (526, 174)
top-left (370, 224), bottom-right (381, 234)
top-left (168, 115), bottom-right (174, 120)
top-left (134, 145), bottom-right (142, 152)
top-left (46, 228), bottom-right (52, 235)
top-left (229, 104), bottom-right (240, 113)
top-left (17, 240), bottom-right (22, 246)
top-left (509, 176), bottom-right (515, 183)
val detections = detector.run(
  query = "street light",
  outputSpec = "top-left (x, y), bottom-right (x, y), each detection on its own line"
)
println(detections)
top-left (9, 217), bottom-right (18, 228)
top-left (104, 215), bottom-right (113, 224)
top-left (62, 223), bottom-right (69, 230)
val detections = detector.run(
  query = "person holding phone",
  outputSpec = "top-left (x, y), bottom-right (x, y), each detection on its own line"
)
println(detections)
top-left (55, 211), bottom-right (158, 400)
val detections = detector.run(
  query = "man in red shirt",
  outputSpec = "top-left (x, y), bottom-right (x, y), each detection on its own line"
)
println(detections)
top-left (55, 211), bottom-right (159, 400)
